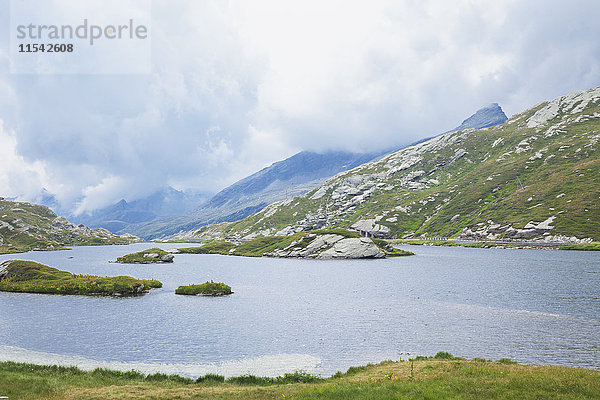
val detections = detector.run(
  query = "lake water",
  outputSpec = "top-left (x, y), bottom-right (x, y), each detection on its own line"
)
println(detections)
top-left (0, 244), bottom-right (598, 377)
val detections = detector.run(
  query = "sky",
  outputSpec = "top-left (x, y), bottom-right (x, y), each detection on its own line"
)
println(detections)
top-left (0, 0), bottom-right (599, 214)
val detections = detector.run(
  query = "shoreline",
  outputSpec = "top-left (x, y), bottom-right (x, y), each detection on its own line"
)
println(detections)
top-left (1, 239), bottom-right (597, 257)
top-left (2, 354), bottom-right (599, 399)
top-left (392, 239), bottom-right (600, 251)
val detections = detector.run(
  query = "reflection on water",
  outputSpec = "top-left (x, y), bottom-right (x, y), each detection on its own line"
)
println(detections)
top-left (0, 243), bottom-right (598, 376)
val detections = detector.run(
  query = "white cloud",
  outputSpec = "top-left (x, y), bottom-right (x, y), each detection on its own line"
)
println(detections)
top-left (0, 0), bottom-right (599, 213)
top-left (0, 120), bottom-right (48, 200)
top-left (74, 176), bottom-right (132, 215)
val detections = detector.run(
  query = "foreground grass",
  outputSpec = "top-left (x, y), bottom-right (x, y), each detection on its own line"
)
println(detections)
top-left (0, 260), bottom-right (162, 296)
top-left (1, 354), bottom-right (599, 400)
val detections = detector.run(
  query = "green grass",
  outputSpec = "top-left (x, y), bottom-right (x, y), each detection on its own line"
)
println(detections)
top-left (175, 280), bottom-right (232, 296)
top-left (371, 238), bottom-right (414, 256)
top-left (1, 356), bottom-right (598, 400)
top-left (116, 248), bottom-right (173, 263)
top-left (393, 239), bottom-right (600, 251)
top-left (394, 239), bottom-right (460, 246)
top-left (0, 260), bottom-right (162, 296)
top-left (559, 243), bottom-right (600, 251)
top-left (381, 248), bottom-right (413, 256)
top-left (178, 241), bottom-right (237, 255)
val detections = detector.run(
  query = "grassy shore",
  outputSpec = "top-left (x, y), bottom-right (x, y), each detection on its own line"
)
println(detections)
top-left (558, 243), bottom-right (600, 251)
top-left (393, 239), bottom-right (600, 251)
top-left (0, 260), bottom-right (162, 296)
top-left (1, 354), bottom-right (598, 399)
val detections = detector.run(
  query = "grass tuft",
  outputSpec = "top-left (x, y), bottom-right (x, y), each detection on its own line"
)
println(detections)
top-left (175, 280), bottom-right (232, 295)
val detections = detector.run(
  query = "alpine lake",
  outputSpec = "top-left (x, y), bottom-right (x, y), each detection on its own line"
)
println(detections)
top-left (0, 243), bottom-right (598, 378)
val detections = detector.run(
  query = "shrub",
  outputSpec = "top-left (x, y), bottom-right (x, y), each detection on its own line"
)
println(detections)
top-left (91, 368), bottom-right (143, 380)
top-left (434, 351), bottom-right (456, 360)
top-left (175, 281), bottom-right (232, 295)
top-left (497, 358), bottom-right (517, 364)
top-left (277, 370), bottom-right (322, 383)
top-left (145, 372), bottom-right (193, 384)
top-left (195, 373), bottom-right (225, 383)
top-left (344, 365), bottom-right (371, 376)
top-left (227, 374), bottom-right (274, 385)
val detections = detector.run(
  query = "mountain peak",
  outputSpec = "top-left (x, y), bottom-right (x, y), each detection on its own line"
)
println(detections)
top-left (451, 103), bottom-right (508, 132)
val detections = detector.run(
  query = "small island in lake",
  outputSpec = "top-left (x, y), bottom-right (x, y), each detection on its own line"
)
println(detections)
top-left (116, 248), bottom-right (174, 263)
top-left (175, 281), bottom-right (233, 296)
top-left (178, 229), bottom-right (413, 259)
top-left (0, 260), bottom-right (162, 296)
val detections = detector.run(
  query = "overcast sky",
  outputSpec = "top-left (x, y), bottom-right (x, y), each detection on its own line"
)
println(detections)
top-left (1, 0), bottom-right (599, 213)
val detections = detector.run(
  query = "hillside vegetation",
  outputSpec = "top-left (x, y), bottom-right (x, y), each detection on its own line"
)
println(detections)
top-left (190, 87), bottom-right (600, 243)
top-left (0, 199), bottom-right (138, 254)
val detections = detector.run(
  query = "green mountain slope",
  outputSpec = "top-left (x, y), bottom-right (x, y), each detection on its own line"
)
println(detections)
top-left (188, 86), bottom-right (600, 243)
top-left (0, 199), bottom-right (139, 254)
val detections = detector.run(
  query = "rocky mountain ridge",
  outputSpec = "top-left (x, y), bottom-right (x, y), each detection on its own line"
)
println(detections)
top-left (448, 103), bottom-right (508, 132)
top-left (126, 150), bottom-right (387, 239)
top-left (0, 199), bottom-right (139, 254)
top-left (187, 86), bottom-right (600, 243)
top-left (130, 103), bottom-right (508, 239)
top-left (43, 186), bottom-right (212, 234)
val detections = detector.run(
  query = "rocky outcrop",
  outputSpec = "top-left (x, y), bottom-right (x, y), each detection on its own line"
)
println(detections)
top-left (457, 217), bottom-right (591, 243)
top-left (0, 199), bottom-right (140, 254)
top-left (139, 252), bottom-right (174, 262)
top-left (0, 260), bottom-right (10, 279)
top-left (317, 237), bottom-right (385, 259)
top-left (264, 233), bottom-right (386, 259)
top-left (449, 103), bottom-right (508, 132)
top-left (526, 86), bottom-right (600, 128)
top-left (266, 234), bottom-right (344, 258)
top-left (351, 219), bottom-right (391, 238)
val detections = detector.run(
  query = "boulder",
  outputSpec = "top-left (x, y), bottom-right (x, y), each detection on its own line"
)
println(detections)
top-left (160, 254), bottom-right (174, 262)
top-left (299, 234), bottom-right (343, 257)
top-left (317, 237), bottom-right (385, 259)
top-left (0, 260), bottom-right (11, 279)
top-left (351, 219), bottom-right (391, 238)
